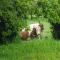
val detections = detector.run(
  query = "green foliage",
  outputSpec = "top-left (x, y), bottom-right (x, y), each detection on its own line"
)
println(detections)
top-left (0, 0), bottom-right (27, 43)
top-left (0, 15), bottom-right (17, 43)
top-left (0, 0), bottom-right (36, 43)
top-left (0, 39), bottom-right (60, 60)
top-left (0, 0), bottom-right (60, 43)
top-left (37, 0), bottom-right (60, 24)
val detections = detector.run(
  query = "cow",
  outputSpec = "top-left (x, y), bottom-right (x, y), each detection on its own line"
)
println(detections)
top-left (29, 23), bottom-right (44, 39)
top-left (20, 27), bottom-right (37, 40)
top-left (20, 23), bottom-right (44, 40)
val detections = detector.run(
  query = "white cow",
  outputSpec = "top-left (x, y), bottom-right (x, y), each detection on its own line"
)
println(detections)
top-left (29, 23), bottom-right (41, 35)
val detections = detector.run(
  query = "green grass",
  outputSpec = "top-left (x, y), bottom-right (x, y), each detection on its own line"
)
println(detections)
top-left (0, 39), bottom-right (60, 60)
top-left (0, 18), bottom-right (59, 60)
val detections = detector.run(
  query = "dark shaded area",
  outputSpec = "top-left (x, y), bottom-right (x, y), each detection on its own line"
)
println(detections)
top-left (0, 16), bottom-right (17, 44)
top-left (52, 23), bottom-right (60, 39)
top-left (30, 28), bottom-right (38, 39)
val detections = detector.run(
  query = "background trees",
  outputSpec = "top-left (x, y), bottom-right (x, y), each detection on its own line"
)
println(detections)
top-left (0, 0), bottom-right (60, 43)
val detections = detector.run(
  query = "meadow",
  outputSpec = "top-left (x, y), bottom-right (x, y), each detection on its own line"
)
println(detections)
top-left (0, 19), bottom-right (60, 60)
top-left (0, 38), bottom-right (60, 60)
top-left (0, 0), bottom-right (60, 60)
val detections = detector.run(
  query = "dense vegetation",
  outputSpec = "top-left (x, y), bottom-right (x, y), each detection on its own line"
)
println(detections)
top-left (0, 39), bottom-right (60, 60)
top-left (0, 0), bottom-right (60, 43)
top-left (0, 0), bottom-right (60, 60)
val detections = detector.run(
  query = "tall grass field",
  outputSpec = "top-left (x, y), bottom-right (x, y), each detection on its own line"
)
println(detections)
top-left (0, 18), bottom-right (60, 60)
top-left (0, 39), bottom-right (60, 60)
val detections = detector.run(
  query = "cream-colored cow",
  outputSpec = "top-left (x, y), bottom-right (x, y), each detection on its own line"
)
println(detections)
top-left (29, 23), bottom-right (43, 39)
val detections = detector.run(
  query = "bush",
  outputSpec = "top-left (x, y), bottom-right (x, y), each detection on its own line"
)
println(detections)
top-left (0, 15), bottom-right (17, 43)
top-left (0, 0), bottom-right (16, 43)
top-left (0, 0), bottom-right (27, 44)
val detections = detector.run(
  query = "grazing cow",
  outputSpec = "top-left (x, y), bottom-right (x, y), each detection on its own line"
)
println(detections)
top-left (20, 23), bottom-right (44, 40)
top-left (20, 28), bottom-right (29, 40)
